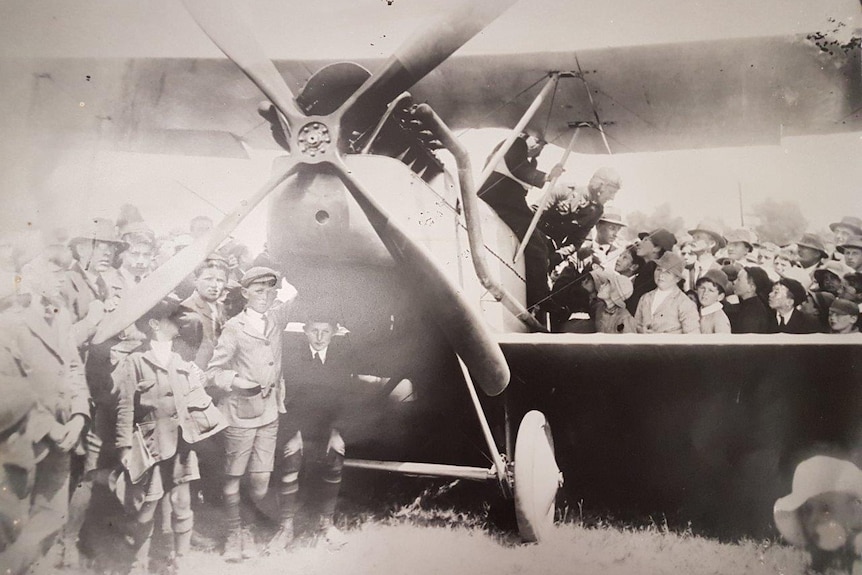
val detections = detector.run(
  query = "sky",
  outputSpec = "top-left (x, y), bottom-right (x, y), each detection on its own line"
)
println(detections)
top-left (0, 0), bottom-right (860, 250)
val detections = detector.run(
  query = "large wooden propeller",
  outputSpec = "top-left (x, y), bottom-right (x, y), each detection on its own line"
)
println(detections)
top-left (94, 0), bottom-right (516, 395)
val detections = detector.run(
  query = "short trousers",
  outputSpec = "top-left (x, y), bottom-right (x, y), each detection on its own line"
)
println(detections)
top-left (222, 420), bottom-right (279, 476)
top-left (141, 445), bottom-right (200, 503)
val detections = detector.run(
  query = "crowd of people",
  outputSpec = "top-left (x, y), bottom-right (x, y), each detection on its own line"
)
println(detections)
top-left (0, 210), bottom-right (410, 574)
top-left (0, 141), bottom-right (859, 575)
top-left (478, 133), bottom-right (862, 336)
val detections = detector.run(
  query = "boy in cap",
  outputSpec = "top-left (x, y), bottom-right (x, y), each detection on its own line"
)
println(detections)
top-left (206, 267), bottom-right (297, 561)
top-left (828, 298), bottom-right (860, 334)
top-left (695, 269), bottom-right (731, 334)
top-left (634, 252), bottom-right (700, 334)
top-left (768, 277), bottom-right (822, 334)
top-left (113, 297), bottom-right (226, 572)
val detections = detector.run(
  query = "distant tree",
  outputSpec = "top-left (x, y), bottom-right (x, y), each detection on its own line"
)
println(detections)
top-left (750, 199), bottom-right (808, 246)
top-left (622, 203), bottom-right (687, 242)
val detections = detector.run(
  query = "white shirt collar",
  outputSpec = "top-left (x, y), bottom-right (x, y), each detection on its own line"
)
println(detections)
top-left (245, 308), bottom-right (266, 333)
top-left (310, 346), bottom-right (328, 364)
top-left (700, 302), bottom-right (724, 317)
top-left (150, 339), bottom-right (174, 365)
top-left (777, 308), bottom-right (795, 324)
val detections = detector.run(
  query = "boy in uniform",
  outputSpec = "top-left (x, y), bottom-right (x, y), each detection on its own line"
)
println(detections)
top-left (113, 297), bottom-right (226, 572)
top-left (206, 267), bottom-right (297, 561)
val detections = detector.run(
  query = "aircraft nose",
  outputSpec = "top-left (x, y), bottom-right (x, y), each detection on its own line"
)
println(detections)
top-left (267, 163), bottom-right (392, 267)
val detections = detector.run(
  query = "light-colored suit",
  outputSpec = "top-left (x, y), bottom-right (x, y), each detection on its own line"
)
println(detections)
top-left (206, 300), bottom-right (292, 428)
top-left (115, 347), bottom-right (226, 460)
top-left (635, 287), bottom-right (701, 334)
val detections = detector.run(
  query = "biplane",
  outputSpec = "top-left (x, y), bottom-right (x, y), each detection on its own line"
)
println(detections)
top-left (3, 0), bottom-right (862, 542)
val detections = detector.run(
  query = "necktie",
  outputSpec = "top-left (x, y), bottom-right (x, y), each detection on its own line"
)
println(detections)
top-left (778, 316), bottom-right (785, 328)
top-left (134, 276), bottom-right (141, 284)
top-left (313, 352), bottom-right (323, 366)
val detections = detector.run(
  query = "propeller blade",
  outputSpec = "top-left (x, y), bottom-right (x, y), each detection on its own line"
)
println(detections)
top-left (332, 159), bottom-right (510, 397)
top-left (92, 162), bottom-right (297, 344)
top-left (340, 0), bottom-right (517, 132)
top-left (181, 0), bottom-right (304, 126)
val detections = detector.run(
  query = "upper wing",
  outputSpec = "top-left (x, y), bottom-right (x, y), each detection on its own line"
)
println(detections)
top-left (3, 34), bottom-right (859, 163)
top-left (408, 34), bottom-right (862, 153)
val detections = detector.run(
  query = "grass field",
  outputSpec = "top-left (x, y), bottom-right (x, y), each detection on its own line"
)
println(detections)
top-left (27, 478), bottom-right (817, 575)
top-left (171, 515), bottom-right (811, 575)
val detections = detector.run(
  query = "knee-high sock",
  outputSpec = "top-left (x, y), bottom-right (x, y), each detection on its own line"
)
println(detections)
top-left (279, 474), bottom-right (300, 525)
top-left (224, 491), bottom-right (241, 532)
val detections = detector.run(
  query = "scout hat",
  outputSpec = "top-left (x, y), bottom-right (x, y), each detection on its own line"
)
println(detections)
top-left (71, 218), bottom-right (127, 249)
top-left (774, 456), bottom-right (862, 547)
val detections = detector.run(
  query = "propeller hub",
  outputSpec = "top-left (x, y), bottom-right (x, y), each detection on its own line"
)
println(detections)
top-left (297, 122), bottom-right (332, 157)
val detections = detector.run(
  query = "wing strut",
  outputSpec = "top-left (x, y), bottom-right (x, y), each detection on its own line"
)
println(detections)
top-left (575, 55), bottom-right (613, 156)
top-left (513, 126), bottom-right (582, 264)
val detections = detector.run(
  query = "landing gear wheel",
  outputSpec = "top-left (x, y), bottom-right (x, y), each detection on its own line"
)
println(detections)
top-left (513, 410), bottom-right (561, 543)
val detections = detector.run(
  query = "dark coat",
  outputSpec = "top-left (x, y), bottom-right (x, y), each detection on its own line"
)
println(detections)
top-left (769, 309), bottom-right (823, 334)
top-left (281, 340), bottom-right (355, 441)
top-left (728, 295), bottom-right (775, 334)
top-left (477, 137), bottom-right (547, 237)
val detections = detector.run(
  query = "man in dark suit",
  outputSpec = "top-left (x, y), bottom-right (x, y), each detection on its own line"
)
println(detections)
top-left (270, 313), bottom-right (353, 553)
top-left (768, 277), bottom-right (822, 334)
top-left (477, 133), bottom-right (563, 312)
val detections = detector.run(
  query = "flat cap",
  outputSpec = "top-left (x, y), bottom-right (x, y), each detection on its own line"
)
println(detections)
top-left (240, 266), bottom-right (279, 288)
top-left (830, 298), bottom-right (859, 317)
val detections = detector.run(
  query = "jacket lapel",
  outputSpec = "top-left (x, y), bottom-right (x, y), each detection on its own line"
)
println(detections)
top-left (237, 313), bottom-right (268, 341)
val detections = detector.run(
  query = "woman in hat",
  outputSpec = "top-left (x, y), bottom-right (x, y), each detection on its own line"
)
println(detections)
top-left (634, 252), bottom-right (701, 334)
